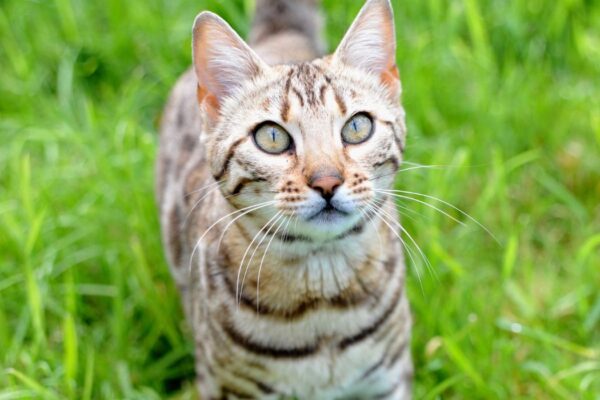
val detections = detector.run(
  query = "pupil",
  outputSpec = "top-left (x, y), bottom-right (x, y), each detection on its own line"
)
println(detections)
top-left (352, 120), bottom-right (358, 131)
top-left (271, 128), bottom-right (277, 142)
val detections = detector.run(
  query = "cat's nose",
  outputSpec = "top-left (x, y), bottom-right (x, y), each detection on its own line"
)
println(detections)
top-left (309, 174), bottom-right (343, 201)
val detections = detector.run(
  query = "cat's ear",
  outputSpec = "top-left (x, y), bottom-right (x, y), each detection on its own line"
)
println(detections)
top-left (192, 12), bottom-right (268, 117)
top-left (334, 0), bottom-right (400, 98)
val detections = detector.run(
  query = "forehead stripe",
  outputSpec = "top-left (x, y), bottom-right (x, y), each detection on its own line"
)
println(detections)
top-left (318, 84), bottom-right (328, 105)
top-left (333, 86), bottom-right (347, 115)
top-left (280, 69), bottom-right (294, 122)
top-left (292, 87), bottom-right (305, 107)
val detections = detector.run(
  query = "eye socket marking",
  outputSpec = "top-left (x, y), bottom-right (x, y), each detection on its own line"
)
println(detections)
top-left (252, 122), bottom-right (293, 155)
top-left (341, 112), bottom-right (374, 145)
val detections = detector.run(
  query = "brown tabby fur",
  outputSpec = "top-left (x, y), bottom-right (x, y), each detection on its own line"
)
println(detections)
top-left (156, 0), bottom-right (413, 398)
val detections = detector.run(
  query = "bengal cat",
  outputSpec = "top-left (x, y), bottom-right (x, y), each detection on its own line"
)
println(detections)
top-left (156, 0), bottom-right (413, 398)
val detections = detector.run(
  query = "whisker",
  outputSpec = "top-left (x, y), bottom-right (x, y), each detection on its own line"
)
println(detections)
top-left (358, 202), bottom-right (383, 252)
top-left (375, 190), bottom-right (467, 228)
top-left (368, 169), bottom-right (400, 183)
top-left (368, 164), bottom-right (439, 183)
top-left (189, 201), bottom-right (276, 278)
top-left (184, 184), bottom-right (226, 225)
top-left (275, 214), bottom-right (298, 262)
top-left (198, 201), bottom-right (276, 244)
top-left (185, 179), bottom-right (224, 198)
top-left (369, 159), bottom-right (490, 183)
top-left (277, 214), bottom-right (296, 257)
top-left (243, 212), bottom-right (286, 298)
top-left (184, 181), bottom-right (280, 226)
top-left (375, 198), bottom-right (437, 280)
top-left (241, 212), bottom-right (287, 307)
top-left (403, 160), bottom-right (491, 169)
top-left (216, 202), bottom-right (275, 251)
top-left (383, 199), bottom-right (423, 224)
top-left (375, 206), bottom-right (427, 289)
top-left (384, 189), bottom-right (498, 242)
top-left (401, 161), bottom-right (441, 168)
top-left (256, 214), bottom-right (290, 311)
top-left (397, 165), bottom-right (447, 173)
top-left (369, 201), bottom-right (425, 293)
top-left (236, 211), bottom-right (282, 304)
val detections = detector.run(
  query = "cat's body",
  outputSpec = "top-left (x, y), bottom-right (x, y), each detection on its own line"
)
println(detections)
top-left (156, 0), bottom-right (413, 398)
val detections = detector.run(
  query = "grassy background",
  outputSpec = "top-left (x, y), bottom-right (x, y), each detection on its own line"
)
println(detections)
top-left (1, 0), bottom-right (599, 398)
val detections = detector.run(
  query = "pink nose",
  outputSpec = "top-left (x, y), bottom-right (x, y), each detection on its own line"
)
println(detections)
top-left (310, 175), bottom-right (343, 200)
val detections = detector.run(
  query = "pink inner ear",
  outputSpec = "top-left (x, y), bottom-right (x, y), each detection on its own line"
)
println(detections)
top-left (382, 63), bottom-right (400, 84)
top-left (380, 65), bottom-right (401, 100)
top-left (196, 85), bottom-right (220, 120)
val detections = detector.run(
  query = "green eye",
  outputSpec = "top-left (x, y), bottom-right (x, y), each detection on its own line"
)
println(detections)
top-left (253, 123), bottom-right (292, 154)
top-left (341, 113), bottom-right (373, 144)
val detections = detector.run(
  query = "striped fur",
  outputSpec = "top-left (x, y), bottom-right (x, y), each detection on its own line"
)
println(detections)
top-left (156, 0), bottom-right (413, 398)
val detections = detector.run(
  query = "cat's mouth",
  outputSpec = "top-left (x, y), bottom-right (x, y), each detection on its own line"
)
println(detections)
top-left (307, 203), bottom-right (350, 223)
top-left (284, 203), bottom-right (362, 241)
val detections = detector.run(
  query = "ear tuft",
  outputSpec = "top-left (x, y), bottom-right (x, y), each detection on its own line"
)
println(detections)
top-left (334, 0), bottom-right (397, 79)
top-left (192, 12), bottom-right (267, 108)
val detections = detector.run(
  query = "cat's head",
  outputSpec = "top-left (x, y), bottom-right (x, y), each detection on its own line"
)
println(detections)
top-left (193, 0), bottom-right (405, 241)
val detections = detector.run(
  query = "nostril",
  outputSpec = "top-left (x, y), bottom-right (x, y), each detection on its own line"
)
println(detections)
top-left (309, 175), bottom-right (343, 200)
top-left (322, 191), bottom-right (334, 202)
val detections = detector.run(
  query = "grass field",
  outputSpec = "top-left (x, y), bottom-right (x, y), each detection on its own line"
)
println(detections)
top-left (1, 0), bottom-right (599, 398)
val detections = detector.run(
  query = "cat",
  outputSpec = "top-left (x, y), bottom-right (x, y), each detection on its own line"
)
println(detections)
top-left (156, 0), bottom-right (412, 398)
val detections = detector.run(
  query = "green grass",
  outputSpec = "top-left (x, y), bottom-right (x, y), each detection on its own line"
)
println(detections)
top-left (1, 0), bottom-right (599, 398)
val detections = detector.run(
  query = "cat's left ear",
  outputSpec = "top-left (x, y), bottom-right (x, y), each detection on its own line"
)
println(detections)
top-left (334, 0), bottom-right (400, 99)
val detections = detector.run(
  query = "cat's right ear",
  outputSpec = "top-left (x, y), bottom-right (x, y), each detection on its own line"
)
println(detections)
top-left (192, 12), bottom-right (268, 119)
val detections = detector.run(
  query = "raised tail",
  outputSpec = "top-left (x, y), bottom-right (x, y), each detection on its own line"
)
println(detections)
top-left (249, 0), bottom-right (324, 63)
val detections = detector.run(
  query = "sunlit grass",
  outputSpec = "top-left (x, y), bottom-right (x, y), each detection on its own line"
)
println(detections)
top-left (1, 0), bottom-right (599, 398)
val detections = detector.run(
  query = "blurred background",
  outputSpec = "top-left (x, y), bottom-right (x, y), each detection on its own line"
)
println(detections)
top-left (0, 0), bottom-right (599, 398)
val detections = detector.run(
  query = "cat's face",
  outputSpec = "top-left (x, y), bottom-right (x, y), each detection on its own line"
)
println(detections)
top-left (194, 0), bottom-right (404, 241)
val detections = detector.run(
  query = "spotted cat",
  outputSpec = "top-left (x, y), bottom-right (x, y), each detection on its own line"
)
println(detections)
top-left (156, 0), bottom-right (413, 398)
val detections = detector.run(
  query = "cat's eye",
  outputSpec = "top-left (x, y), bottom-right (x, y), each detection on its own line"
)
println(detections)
top-left (253, 122), bottom-right (292, 154)
top-left (341, 113), bottom-right (373, 145)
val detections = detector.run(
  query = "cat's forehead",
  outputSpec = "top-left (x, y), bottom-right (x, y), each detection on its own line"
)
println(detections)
top-left (220, 59), bottom-right (394, 129)
top-left (278, 62), bottom-right (341, 117)
top-left (262, 60), bottom-right (383, 120)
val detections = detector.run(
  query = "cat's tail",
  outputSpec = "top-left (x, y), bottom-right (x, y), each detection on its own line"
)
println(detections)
top-left (249, 0), bottom-right (324, 57)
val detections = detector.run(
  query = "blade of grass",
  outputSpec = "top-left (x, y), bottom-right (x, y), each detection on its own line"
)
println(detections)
top-left (497, 319), bottom-right (600, 359)
top-left (5, 369), bottom-right (60, 400)
top-left (442, 337), bottom-right (485, 390)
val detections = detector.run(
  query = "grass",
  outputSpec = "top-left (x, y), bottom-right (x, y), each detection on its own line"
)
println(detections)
top-left (0, 0), bottom-right (599, 398)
